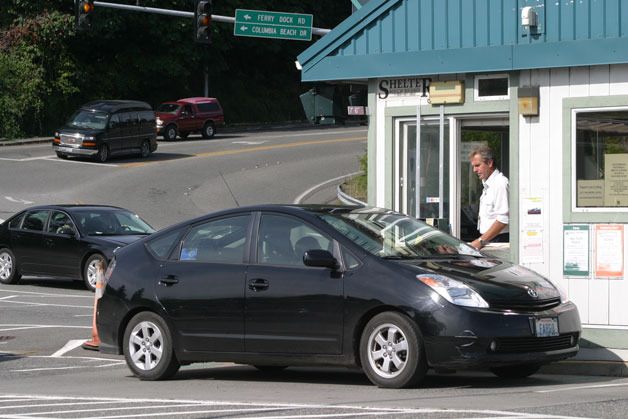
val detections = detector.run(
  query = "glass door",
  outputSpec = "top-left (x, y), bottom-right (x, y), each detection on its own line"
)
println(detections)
top-left (395, 118), bottom-right (450, 223)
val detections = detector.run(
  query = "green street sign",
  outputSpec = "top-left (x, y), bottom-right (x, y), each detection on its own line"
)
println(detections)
top-left (234, 9), bottom-right (313, 41)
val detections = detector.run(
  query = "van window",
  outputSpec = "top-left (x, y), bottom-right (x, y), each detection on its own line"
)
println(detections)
top-left (197, 102), bottom-right (219, 112)
top-left (109, 114), bottom-right (120, 129)
top-left (119, 112), bottom-right (137, 126)
top-left (138, 111), bottom-right (154, 124)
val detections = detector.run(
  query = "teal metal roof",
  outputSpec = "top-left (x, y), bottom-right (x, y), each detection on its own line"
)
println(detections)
top-left (298, 0), bottom-right (628, 82)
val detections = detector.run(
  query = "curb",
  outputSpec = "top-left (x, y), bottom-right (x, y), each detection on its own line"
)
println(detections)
top-left (540, 347), bottom-right (628, 377)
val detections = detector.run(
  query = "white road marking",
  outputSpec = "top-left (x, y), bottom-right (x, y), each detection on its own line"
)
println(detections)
top-left (0, 156), bottom-right (51, 162)
top-left (50, 339), bottom-right (87, 357)
top-left (0, 296), bottom-right (16, 300)
top-left (0, 289), bottom-right (92, 298)
top-left (0, 300), bottom-right (92, 309)
top-left (46, 157), bottom-right (119, 167)
top-left (232, 141), bottom-right (268, 145)
top-left (536, 382), bottom-right (628, 393)
top-left (12, 366), bottom-right (91, 372)
top-left (0, 325), bottom-right (91, 332)
top-left (0, 395), bottom-right (589, 419)
top-left (0, 155), bottom-right (117, 167)
top-left (294, 171), bottom-right (362, 204)
top-left (4, 196), bottom-right (33, 204)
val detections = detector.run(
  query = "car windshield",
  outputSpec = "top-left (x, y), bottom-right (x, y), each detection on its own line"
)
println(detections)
top-left (66, 110), bottom-right (109, 130)
top-left (157, 103), bottom-right (181, 114)
top-left (72, 209), bottom-right (155, 236)
top-left (319, 208), bottom-right (482, 259)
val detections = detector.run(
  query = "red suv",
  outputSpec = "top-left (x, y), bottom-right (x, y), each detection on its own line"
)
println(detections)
top-left (156, 97), bottom-right (225, 140)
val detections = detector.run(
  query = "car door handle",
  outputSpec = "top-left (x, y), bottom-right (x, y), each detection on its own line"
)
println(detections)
top-left (159, 275), bottom-right (179, 286)
top-left (248, 278), bottom-right (269, 292)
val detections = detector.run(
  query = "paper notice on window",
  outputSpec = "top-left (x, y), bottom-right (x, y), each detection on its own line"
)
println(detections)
top-left (563, 225), bottom-right (589, 277)
top-left (604, 154), bottom-right (628, 206)
top-left (577, 180), bottom-right (604, 207)
top-left (594, 224), bottom-right (623, 278)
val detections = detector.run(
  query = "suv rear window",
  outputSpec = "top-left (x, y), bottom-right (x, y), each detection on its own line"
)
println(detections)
top-left (197, 102), bottom-right (220, 112)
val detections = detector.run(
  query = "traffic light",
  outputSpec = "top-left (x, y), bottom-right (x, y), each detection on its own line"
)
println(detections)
top-left (194, 0), bottom-right (212, 44)
top-left (75, 0), bottom-right (94, 31)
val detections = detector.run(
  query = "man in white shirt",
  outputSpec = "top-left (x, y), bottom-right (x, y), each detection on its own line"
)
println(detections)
top-left (468, 145), bottom-right (509, 250)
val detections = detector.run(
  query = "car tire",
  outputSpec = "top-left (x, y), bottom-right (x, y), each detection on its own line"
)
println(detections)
top-left (359, 312), bottom-right (427, 389)
top-left (490, 363), bottom-right (542, 379)
top-left (123, 312), bottom-right (180, 381)
top-left (96, 144), bottom-right (109, 163)
top-left (201, 122), bottom-right (215, 139)
top-left (164, 125), bottom-right (178, 141)
top-left (82, 253), bottom-right (106, 292)
top-left (0, 248), bottom-right (21, 285)
top-left (140, 140), bottom-right (151, 158)
top-left (55, 152), bottom-right (68, 159)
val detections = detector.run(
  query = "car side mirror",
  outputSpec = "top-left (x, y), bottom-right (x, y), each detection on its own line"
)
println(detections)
top-left (58, 226), bottom-right (76, 237)
top-left (303, 249), bottom-right (339, 270)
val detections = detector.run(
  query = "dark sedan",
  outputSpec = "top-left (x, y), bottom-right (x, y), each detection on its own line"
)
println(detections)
top-left (0, 205), bottom-right (154, 291)
top-left (97, 205), bottom-right (580, 388)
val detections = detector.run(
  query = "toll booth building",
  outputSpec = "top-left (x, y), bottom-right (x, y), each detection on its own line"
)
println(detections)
top-left (298, 0), bottom-right (628, 353)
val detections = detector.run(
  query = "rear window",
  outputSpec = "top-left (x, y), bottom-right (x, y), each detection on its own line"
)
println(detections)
top-left (22, 210), bottom-right (49, 231)
top-left (197, 102), bottom-right (220, 112)
top-left (146, 230), bottom-right (182, 259)
top-left (8, 213), bottom-right (24, 229)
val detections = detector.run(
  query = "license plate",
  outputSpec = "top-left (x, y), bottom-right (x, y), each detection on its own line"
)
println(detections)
top-left (535, 318), bottom-right (559, 337)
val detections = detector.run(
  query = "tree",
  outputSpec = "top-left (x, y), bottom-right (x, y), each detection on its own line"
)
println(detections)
top-left (0, 0), bottom-right (352, 138)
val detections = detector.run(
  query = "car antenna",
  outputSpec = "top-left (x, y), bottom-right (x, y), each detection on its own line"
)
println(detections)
top-left (219, 171), bottom-right (240, 207)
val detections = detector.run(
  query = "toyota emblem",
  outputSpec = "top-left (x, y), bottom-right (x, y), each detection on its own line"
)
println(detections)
top-left (527, 288), bottom-right (538, 298)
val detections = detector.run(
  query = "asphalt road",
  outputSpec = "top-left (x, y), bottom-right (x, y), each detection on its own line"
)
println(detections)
top-left (2, 127), bottom-right (628, 418)
top-left (0, 126), bottom-right (367, 228)
top-left (1, 283), bottom-right (628, 418)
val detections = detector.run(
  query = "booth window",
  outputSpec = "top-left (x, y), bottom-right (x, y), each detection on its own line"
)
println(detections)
top-left (474, 74), bottom-right (509, 101)
top-left (574, 109), bottom-right (628, 209)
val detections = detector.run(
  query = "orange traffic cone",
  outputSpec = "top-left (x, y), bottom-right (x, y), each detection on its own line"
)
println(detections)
top-left (82, 259), bottom-right (104, 351)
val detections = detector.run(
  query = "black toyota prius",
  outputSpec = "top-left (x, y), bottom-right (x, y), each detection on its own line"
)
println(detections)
top-left (0, 205), bottom-right (154, 291)
top-left (96, 205), bottom-right (580, 388)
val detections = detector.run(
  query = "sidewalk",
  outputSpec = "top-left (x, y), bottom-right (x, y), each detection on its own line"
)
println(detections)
top-left (540, 347), bottom-right (628, 377)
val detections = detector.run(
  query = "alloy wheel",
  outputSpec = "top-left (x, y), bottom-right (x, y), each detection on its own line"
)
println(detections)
top-left (128, 320), bottom-right (164, 371)
top-left (0, 251), bottom-right (13, 281)
top-left (86, 258), bottom-right (101, 289)
top-left (366, 323), bottom-right (409, 379)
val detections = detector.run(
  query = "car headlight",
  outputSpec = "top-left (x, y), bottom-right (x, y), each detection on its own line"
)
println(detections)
top-left (156, 118), bottom-right (163, 126)
top-left (417, 274), bottom-right (489, 308)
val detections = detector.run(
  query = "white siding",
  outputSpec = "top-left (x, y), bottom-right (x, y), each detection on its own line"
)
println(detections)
top-left (519, 64), bottom-right (628, 326)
